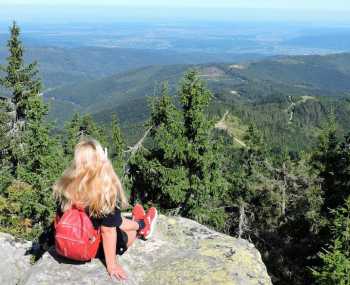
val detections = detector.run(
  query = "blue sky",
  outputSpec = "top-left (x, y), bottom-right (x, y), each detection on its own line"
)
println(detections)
top-left (0, 0), bottom-right (349, 24)
top-left (1, 0), bottom-right (349, 10)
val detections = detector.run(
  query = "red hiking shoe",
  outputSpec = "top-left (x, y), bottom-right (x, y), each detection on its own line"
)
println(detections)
top-left (132, 204), bottom-right (145, 221)
top-left (140, 207), bottom-right (158, 240)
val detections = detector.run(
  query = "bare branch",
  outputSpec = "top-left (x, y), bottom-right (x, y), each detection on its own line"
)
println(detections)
top-left (124, 127), bottom-right (152, 156)
top-left (122, 127), bottom-right (152, 178)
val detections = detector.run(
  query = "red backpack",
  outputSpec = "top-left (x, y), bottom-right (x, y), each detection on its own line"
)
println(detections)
top-left (54, 205), bottom-right (101, 261)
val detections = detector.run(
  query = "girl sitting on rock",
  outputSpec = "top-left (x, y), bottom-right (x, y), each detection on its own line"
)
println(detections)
top-left (53, 138), bottom-right (158, 281)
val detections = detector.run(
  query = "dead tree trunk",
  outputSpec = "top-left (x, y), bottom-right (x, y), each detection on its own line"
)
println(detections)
top-left (238, 201), bottom-right (246, 239)
top-left (281, 163), bottom-right (287, 217)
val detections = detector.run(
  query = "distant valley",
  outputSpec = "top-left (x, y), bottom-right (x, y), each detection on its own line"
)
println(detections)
top-left (43, 53), bottom-right (350, 151)
top-left (2, 21), bottom-right (350, 151)
top-left (0, 46), bottom-right (263, 89)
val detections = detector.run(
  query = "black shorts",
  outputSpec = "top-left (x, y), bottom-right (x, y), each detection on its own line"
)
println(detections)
top-left (97, 227), bottom-right (128, 257)
top-left (116, 227), bottom-right (128, 255)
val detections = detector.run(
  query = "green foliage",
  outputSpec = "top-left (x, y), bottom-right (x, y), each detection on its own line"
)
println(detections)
top-left (129, 74), bottom-right (228, 230)
top-left (129, 82), bottom-right (188, 208)
top-left (313, 197), bottom-right (350, 285)
top-left (311, 118), bottom-right (342, 215)
top-left (0, 99), bottom-right (13, 194)
top-left (179, 71), bottom-right (228, 222)
top-left (0, 22), bottom-right (67, 241)
top-left (111, 114), bottom-right (126, 174)
top-left (0, 98), bottom-right (11, 149)
top-left (0, 181), bottom-right (48, 240)
top-left (311, 118), bottom-right (350, 251)
top-left (63, 113), bottom-right (108, 157)
top-left (223, 122), bottom-right (325, 284)
top-left (0, 22), bottom-right (42, 122)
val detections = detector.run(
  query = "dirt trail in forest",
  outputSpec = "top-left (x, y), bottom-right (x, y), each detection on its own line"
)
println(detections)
top-left (215, 111), bottom-right (247, 147)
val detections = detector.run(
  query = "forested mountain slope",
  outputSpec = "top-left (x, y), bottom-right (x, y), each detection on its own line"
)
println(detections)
top-left (233, 53), bottom-right (350, 92)
top-left (45, 53), bottom-right (350, 151)
top-left (0, 46), bottom-right (260, 89)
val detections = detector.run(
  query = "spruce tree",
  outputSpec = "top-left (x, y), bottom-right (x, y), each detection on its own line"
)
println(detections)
top-left (129, 82), bottom-right (187, 208)
top-left (310, 119), bottom-right (350, 266)
top-left (63, 113), bottom-right (82, 156)
top-left (111, 114), bottom-right (125, 174)
top-left (225, 123), bottom-right (323, 284)
top-left (335, 134), bottom-right (350, 208)
top-left (313, 197), bottom-right (350, 285)
top-left (63, 113), bottom-right (108, 157)
top-left (0, 22), bottom-right (63, 190)
top-left (0, 22), bottom-right (66, 240)
top-left (0, 97), bottom-right (13, 193)
top-left (179, 70), bottom-right (228, 227)
top-left (129, 74), bottom-right (228, 230)
top-left (311, 118), bottom-right (342, 218)
top-left (0, 21), bottom-right (41, 127)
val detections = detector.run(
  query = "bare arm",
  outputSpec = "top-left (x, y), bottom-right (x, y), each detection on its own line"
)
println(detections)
top-left (101, 226), bottom-right (127, 280)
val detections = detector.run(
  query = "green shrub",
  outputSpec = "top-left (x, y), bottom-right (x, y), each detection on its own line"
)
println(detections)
top-left (0, 181), bottom-right (52, 240)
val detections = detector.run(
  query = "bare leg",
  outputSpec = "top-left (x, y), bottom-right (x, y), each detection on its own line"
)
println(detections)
top-left (125, 230), bottom-right (137, 248)
top-left (120, 217), bottom-right (139, 231)
top-left (119, 218), bottom-right (139, 248)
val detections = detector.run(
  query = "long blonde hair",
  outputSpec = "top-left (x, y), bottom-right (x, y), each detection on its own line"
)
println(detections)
top-left (53, 138), bottom-right (128, 217)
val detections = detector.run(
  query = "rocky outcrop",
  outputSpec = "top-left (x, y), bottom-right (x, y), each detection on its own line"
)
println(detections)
top-left (0, 232), bottom-right (32, 285)
top-left (1, 215), bottom-right (272, 285)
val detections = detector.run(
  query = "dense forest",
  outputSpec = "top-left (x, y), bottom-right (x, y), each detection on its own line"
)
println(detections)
top-left (0, 23), bottom-right (349, 285)
top-left (41, 51), bottom-right (350, 153)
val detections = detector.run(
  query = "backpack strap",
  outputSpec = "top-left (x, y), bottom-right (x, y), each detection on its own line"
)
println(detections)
top-left (72, 202), bottom-right (85, 211)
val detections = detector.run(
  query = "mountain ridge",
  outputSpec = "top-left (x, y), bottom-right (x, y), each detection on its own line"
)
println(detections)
top-left (43, 52), bottom-right (350, 151)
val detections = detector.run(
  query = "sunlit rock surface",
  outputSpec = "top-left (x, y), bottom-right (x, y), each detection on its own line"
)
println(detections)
top-left (1, 215), bottom-right (272, 285)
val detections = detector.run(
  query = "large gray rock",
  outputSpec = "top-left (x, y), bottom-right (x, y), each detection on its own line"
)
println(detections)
top-left (1, 215), bottom-right (272, 285)
top-left (0, 232), bottom-right (32, 285)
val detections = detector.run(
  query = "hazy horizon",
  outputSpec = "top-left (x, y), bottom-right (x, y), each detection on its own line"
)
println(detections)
top-left (2, 0), bottom-right (350, 9)
top-left (0, 3), bottom-right (350, 25)
top-left (1, 0), bottom-right (350, 57)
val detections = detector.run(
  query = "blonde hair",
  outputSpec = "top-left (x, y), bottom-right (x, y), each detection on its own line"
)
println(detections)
top-left (53, 138), bottom-right (128, 217)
